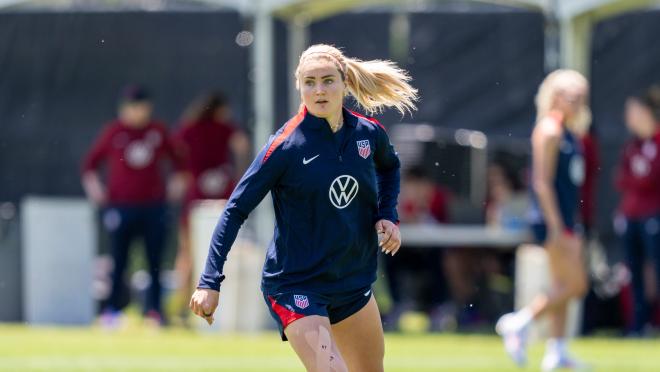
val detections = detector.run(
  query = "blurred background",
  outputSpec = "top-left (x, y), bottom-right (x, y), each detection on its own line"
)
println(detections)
top-left (1, 0), bottom-right (660, 371)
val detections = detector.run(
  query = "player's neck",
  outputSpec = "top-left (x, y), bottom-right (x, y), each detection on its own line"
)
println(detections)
top-left (326, 111), bottom-right (344, 133)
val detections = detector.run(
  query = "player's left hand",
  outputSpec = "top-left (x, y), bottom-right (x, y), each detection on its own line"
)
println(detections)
top-left (375, 219), bottom-right (401, 256)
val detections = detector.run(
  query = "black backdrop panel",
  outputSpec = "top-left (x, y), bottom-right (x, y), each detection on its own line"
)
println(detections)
top-left (274, 18), bottom-right (290, 130)
top-left (406, 12), bottom-right (545, 135)
top-left (0, 12), bottom-right (249, 202)
top-left (309, 12), bottom-right (392, 61)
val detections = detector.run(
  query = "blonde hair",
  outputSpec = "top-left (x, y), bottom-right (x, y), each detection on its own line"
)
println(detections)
top-left (535, 69), bottom-right (591, 136)
top-left (295, 44), bottom-right (418, 116)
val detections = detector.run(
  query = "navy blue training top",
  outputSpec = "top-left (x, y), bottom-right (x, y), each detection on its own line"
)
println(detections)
top-left (529, 117), bottom-right (585, 229)
top-left (198, 107), bottom-right (401, 295)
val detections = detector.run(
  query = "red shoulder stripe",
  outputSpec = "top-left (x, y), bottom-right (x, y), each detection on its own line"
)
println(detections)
top-left (262, 107), bottom-right (306, 163)
top-left (349, 109), bottom-right (386, 131)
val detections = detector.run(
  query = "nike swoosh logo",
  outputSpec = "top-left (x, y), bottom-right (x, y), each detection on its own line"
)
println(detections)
top-left (364, 289), bottom-right (371, 297)
top-left (302, 154), bottom-right (320, 165)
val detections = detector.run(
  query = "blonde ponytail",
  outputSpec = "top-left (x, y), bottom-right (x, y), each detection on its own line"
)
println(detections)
top-left (296, 44), bottom-right (418, 116)
top-left (344, 57), bottom-right (418, 116)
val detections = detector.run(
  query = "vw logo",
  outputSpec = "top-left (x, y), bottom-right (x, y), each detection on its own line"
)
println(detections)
top-left (329, 175), bottom-right (359, 209)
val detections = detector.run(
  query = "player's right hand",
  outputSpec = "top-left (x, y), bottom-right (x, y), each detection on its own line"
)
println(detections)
top-left (547, 226), bottom-right (579, 252)
top-left (90, 191), bottom-right (107, 206)
top-left (190, 288), bottom-right (220, 325)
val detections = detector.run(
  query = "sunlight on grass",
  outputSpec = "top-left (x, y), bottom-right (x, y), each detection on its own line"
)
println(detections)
top-left (0, 324), bottom-right (658, 371)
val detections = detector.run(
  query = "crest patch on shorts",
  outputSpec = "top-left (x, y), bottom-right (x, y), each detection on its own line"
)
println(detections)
top-left (293, 295), bottom-right (309, 309)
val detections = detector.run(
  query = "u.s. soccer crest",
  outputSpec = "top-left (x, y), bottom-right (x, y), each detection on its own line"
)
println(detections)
top-left (293, 295), bottom-right (309, 309)
top-left (357, 140), bottom-right (371, 159)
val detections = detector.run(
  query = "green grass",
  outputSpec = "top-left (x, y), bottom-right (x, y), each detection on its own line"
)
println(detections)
top-left (0, 324), bottom-right (658, 371)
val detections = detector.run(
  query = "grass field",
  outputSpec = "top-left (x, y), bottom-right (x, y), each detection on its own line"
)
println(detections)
top-left (1, 324), bottom-right (658, 371)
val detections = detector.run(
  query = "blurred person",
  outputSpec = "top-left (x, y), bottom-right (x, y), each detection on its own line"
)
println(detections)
top-left (398, 166), bottom-right (449, 224)
top-left (441, 161), bottom-right (528, 330)
top-left (173, 92), bottom-right (249, 322)
top-left (614, 86), bottom-right (660, 335)
top-left (383, 166), bottom-right (450, 332)
top-left (496, 70), bottom-right (590, 371)
top-left (81, 85), bottom-right (185, 326)
top-left (486, 162), bottom-right (529, 231)
top-left (189, 44), bottom-right (418, 371)
top-left (468, 161), bottom-right (528, 321)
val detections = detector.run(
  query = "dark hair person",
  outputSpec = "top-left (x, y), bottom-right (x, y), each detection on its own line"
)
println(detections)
top-left (81, 85), bottom-right (185, 326)
top-left (615, 85), bottom-right (660, 335)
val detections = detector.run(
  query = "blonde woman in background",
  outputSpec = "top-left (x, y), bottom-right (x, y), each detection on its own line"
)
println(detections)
top-left (496, 70), bottom-right (590, 371)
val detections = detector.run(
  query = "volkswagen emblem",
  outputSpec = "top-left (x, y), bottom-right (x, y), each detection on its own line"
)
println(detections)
top-left (329, 175), bottom-right (359, 209)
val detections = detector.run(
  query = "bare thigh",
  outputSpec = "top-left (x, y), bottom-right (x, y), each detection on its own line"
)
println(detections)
top-left (331, 296), bottom-right (385, 372)
top-left (285, 315), bottom-right (348, 372)
top-left (546, 235), bottom-right (586, 294)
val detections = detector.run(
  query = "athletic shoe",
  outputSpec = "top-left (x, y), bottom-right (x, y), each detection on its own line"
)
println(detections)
top-left (541, 352), bottom-right (590, 371)
top-left (429, 303), bottom-right (457, 332)
top-left (495, 312), bottom-right (529, 367)
top-left (144, 310), bottom-right (164, 327)
top-left (99, 309), bottom-right (123, 330)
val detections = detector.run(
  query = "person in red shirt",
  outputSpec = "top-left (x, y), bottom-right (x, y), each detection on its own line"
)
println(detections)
top-left (173, 92), bottom-right (249, 321)
top-left (81, 85), bottom-right (185, 326)
top-left (615, 85), bottom-right (660, 335)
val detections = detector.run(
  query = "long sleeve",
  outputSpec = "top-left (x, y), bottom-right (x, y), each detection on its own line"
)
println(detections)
top-left (373, 125), bottom-right (401, 224)
top-left (162, 125), bottom-right (187, 172)
top-left (81, 125), bottom-right (112, 174)
top-left (173, 125), bottom-right (194, 171)
top-left (615, 141), bottom-right (636, 192)
top-left (197, 135), bottom-right (288, 291)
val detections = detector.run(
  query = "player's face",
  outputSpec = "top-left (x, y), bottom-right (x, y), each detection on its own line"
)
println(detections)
top-left (555, 84), bottom-right (587, 121)
top-left (299, 59), bottom-right (346, 119)
top-left (213, 105), bottom-right (232, 122)
top-left (625, 98), bottom-right (656, 138)
top-left (119, 102), bottom-right (152, 128)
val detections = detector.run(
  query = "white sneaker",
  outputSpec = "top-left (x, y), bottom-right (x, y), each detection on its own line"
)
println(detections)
top-left (495, 312), bottom-right (529, 367)
top-left (99, 309), bottom-right (124, 330)
top-left (541, 352), bottom-right (590, 371)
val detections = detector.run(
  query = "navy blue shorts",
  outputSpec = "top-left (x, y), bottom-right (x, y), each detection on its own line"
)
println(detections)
top-left (263, 285), bottom-right (373, 341)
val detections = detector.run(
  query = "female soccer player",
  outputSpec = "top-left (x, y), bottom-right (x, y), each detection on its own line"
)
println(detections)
top-left (496, 70), bottom-right (590, 371)
top-left (615, 86), bottom-right (660, 335)
top-left (190, 44), bottom-right (418, 371)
